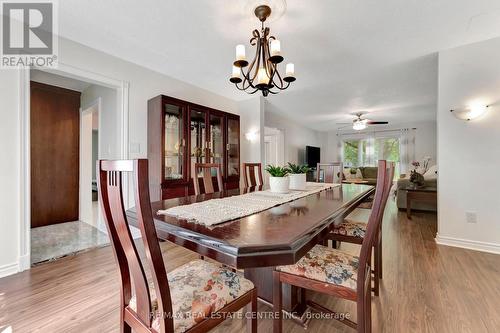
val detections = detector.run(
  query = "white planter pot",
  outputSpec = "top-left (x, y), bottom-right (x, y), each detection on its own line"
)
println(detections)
top-left (269, 176), bottom-right (290, 193)
top-left (289, 173), bottom-right (307, 191)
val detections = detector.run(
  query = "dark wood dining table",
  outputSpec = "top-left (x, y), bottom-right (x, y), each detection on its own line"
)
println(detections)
top-left (126, 183), bottom-right (374, 324)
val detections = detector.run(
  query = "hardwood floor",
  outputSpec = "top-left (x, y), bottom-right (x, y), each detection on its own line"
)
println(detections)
top-left (1, 201), bottom-right (499, 332)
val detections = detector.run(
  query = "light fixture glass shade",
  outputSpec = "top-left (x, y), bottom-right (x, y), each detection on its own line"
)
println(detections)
top-left (270, 39), bottom-right (281, 56)
top-left (451, 104), bottom-right (489, 121)
top-left (353, 119), bottom-right (367, 131)
top-left (257, 67), bottom-right (270, 85)
top-left (231, 65), bottom-right (240, 78)
top-left (236, 44), bottom-right (246, 61)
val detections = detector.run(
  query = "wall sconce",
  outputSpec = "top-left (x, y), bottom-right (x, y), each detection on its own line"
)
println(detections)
top-left (450, 104), bottom-right (490, 121)
top-left (245, 131), bottom-right (258, 141)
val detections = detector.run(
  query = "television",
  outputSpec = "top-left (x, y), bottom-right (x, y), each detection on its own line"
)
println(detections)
top-left (305, 146), bottom-right (320, 168)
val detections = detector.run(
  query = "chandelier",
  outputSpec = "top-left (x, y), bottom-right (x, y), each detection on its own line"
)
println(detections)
top-left (229, 5), bottom-right (296, 97)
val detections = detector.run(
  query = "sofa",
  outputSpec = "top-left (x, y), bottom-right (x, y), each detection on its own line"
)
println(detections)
top-left (342, 166), bottom-right (379, 185)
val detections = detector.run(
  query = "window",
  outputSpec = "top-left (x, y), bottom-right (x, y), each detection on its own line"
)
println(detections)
top-left (342, 136), bottom-right (400, 179)
top-left (343, 140), bottom-right (362, 167)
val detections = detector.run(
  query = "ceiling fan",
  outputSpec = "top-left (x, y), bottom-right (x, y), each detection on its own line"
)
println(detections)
top-left (337, 113), bottom-right (389, 131)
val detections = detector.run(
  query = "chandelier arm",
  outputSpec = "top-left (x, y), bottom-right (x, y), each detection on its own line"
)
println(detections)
top-left (252, 38), bottom-right (262, 83)
top-left (271, 66), bottom-right (287, 89)
top-left (250, 29), bottom-right (260, 46)
top-left (240, 57), bottom-right (257, 90)
top-left (263, 37), bottom-right (273, 80)
top-left (273, 80), bottom-right (291, 91)
top-left (234, 81), bottom-right (248, 91)
top-left (239, 68), bottom-right (251, 90)
top-left (241, 29), bottom-right (261, 90)
top-left (241, 66), bottom-right (259, 90)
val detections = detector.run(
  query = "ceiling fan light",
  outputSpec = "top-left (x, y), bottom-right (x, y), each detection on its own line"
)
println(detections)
top-left (353, 120), bottom-right (367, 131)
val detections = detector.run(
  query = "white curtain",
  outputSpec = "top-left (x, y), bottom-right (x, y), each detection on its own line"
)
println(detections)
top-left (399, 129), bottom-right (415, 175)
top-left (336, 135), bottom-right (344, 162)
top-left (364, 136), bottom-right (376, 166)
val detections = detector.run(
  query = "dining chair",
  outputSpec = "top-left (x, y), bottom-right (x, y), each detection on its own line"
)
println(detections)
top-left (98, 159), bottom-right (257, 333)
top-left (325, 162), bottom-right (395, 296)
top-left (192, 163), bottom-right (223, 195)
top-left (242, 163), bottom-right (264, 187)
top-left (273, 160), bottom-right (391, 333)
top-left (316, 162), bottom-right (343, 183)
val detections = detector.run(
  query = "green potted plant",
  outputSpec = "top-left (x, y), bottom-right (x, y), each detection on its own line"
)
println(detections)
top-left (287, 163), bottom-right (311, 190)
top-left (265, 165), bottom-right (290, 193)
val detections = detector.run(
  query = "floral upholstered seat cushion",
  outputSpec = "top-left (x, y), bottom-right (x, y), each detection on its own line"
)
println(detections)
top-left (332, 220), bottom-right (367, 238)
top-left (277, 245), bottom-right (359, 290)
top-left (128, 259), bottom-right (254, 333)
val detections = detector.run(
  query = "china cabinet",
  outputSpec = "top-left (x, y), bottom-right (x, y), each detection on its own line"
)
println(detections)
top-left (148, 95), bottom-right (240, 200)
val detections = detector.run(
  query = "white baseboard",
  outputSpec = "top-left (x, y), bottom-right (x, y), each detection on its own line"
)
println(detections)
top-left (0, 262), bottom-right (19, 278)
top-left (435, 234), bottom-right (500, 255)
top-left (18, 254), bottom-right (30, 272)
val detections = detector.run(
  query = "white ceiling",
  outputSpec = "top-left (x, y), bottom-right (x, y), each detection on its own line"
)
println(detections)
top-left (59, 0), bottom-right (500, 131)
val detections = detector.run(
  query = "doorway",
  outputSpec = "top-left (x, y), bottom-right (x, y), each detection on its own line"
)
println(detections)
top-left (29, 70), bottom-right (113, 265)
top-left (264, 127), bottom-right (285, 184)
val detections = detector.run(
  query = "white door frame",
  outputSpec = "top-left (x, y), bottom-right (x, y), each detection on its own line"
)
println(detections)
top-left (18, 62), bottom-right (130, 271)
top-left (79, 98), bottom-right (102, 231)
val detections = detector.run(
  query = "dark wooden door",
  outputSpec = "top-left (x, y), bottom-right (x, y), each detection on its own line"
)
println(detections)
top-left (31, 81), bottom-right (81, 228)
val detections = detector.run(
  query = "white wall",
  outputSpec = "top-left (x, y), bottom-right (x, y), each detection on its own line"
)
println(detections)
top-left (238, 97), bottom-right (264, 165)
top-left (264, 104), bottom-right (325, 165)
top-left (81, 85), bottom-right (119, 160)
top-left (0, 70), bottom-right (22, 277)
top-left (436, 37), bottom-right (500, 254)
top-left (0, 36), bottom-right (243, 277)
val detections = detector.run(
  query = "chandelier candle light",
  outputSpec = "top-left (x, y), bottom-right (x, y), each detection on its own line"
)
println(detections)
top-left (230, 5), bottom-right (296, 97)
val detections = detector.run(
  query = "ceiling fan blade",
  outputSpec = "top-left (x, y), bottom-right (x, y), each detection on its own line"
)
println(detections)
top-left (366, 121), bottom-right (389, 125)
top-left (335, 122), bottom-right (352, 125)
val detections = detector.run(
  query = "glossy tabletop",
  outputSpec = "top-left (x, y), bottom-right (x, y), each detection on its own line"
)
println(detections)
top-left (126, 184), bottom-right (374, 269)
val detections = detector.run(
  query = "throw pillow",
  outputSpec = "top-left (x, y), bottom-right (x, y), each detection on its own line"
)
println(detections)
top-left (355, 168), bottom-right (363, 179)
top-left (343, 168), bottom-right (363, 180)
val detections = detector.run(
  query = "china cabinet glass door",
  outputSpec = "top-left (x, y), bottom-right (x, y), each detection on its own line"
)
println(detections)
top-left (164, 104), bottom-right (185, 181)
top-left (209, 113), bottom-right (224, 175)
top-left (189, 108), bottom-right (207, 177)
top-left (227, 116), bottom-right (240, 179)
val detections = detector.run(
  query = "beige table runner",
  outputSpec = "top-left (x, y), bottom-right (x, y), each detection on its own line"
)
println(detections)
top-left (157, 182), bottom-right (340, 226)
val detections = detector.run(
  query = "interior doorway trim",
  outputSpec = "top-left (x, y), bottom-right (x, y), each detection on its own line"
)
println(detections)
top-left (18, 62), bottom-right (130, 271)
top-left (80, 97), bottom-right (103, 232)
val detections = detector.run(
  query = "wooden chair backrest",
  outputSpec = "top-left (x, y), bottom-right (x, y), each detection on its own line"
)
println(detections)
top-left (316, 162), bottom-right (343, 183)
top-left (356, 160), bottom-right (394, 295)
top-left (98, 159), bottom-right (173, 333)
top-left (193, 163), bottom-right (223, 195)
top-left (242, 163), bottom-right (263, 187)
